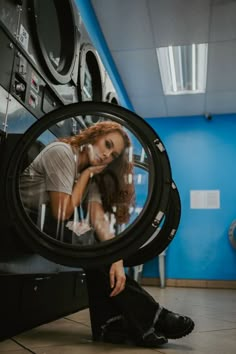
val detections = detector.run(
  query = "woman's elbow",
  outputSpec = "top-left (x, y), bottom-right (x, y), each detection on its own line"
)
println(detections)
top-left (51, 207), bottom-right (73, 221)
top-left (49, 193), bottom-right (74, 221)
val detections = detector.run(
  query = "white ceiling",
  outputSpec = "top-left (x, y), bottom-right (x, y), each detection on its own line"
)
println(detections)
top-left (91, 0), bottom-right (236, 118)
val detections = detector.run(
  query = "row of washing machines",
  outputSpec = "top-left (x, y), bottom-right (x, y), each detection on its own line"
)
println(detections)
top-left (0, 0), bottom-right (118, 137)
top-left (0, 0), bottom-right (120, 341)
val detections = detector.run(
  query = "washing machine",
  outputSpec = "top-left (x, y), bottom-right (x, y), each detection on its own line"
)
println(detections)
top-left (1, 102), bottom-right (174, 267)
top-left (76, 19), bottom-right (108, 126)
top-left (14, 0), bottom-right (80, 101)
top-left (76, 9), bottom-right (119, 106)
top-left (0, 0), bottom-right (82, 138)
top-left (78, 19), bottom-right (105, 102)
top-left (0, 0), bottom-right (109, 138)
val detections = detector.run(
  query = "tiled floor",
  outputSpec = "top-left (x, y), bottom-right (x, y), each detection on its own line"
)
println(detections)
top-left (1, 286), bottom-right (236, 354)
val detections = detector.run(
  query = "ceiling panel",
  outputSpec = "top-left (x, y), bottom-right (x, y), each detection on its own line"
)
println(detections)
top-left (112, 49), bottom-right (163, 97)
top-left (91, 0), bottom-right (236, 118)
top-left (210, 0), bottom-right (236, 42)
top-left (207, 41), bottom-right (236, 92)
top-left (148, 0), bottom-right (211, 47)
top-left (206, 91), bottom-right (236, 114)
top-left (166, 94), bottom-right (205, 117)
top-left (91, 0), bottom-right (154, 50)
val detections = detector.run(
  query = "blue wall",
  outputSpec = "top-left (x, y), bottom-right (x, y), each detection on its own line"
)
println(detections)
top-left (143, 114), bottom-right (236, 281)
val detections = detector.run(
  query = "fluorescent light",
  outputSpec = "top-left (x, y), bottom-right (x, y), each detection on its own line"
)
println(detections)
top-left (168, 46), bottom-right (177, 92)
top-left (156, 43), bottom-right (208, 95)
top-left (177, 46), bottom-right (183, 90)
top-left (192, 43), bottom-right (196, 91)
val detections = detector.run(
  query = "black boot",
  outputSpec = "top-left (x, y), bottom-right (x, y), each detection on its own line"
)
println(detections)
top-left (136, 331), bottom-right (168, 347)
top-left (155, 308), bottom-right (195, 339)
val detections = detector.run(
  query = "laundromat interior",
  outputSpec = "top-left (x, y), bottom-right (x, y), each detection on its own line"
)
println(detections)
top-left (1, 1), bottom-right (236, 353)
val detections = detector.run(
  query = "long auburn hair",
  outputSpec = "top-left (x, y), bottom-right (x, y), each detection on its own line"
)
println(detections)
top-left (60, 121), bottom-right (135, 223)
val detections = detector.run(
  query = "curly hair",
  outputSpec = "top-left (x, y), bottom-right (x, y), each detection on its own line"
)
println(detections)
top-left (60, 121), bottom-right (135, 223)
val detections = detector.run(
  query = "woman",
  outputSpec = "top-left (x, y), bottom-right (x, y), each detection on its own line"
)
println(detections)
top-left (20, 120), bottom-right (194, 347)
top-left (21, 123), bottom-right (133, 226)
top-left (20, 121), bottom-right (134, 294)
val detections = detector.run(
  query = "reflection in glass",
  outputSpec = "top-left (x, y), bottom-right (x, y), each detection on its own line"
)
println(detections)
top-left (19, 116), bottom-right (150, 246)
top-left (38, 0), bottom-right (74, 72)
top-left (83, 63), bottom-right (93, 100)
top-left (37, 1), bottom-right (62, 70)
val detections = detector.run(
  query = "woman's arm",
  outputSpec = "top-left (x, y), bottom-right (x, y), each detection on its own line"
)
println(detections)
top-left (89, 200), bottom-right (114, 241)
top-left (89, 200), bottom-right (126, 296)
top-left (49, 168), bottom-right (91, 220)
top-left (49, 165), bottom-right (106, 221)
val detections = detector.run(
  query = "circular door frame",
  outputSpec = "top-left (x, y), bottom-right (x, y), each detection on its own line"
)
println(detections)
top-left (228, 220), bottom-right (236, 249)
top-left (78, 43), bottom-right (103, 102)
top-left (5, 102), bottom-right (172, 268)
top-left (29, 0), bottom-right (78, 84)
top-left (105, 92), bottom-right (119, 105)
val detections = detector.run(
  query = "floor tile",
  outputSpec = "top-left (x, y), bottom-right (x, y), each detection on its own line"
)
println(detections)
top-left (14, 318), bottom-right (92, 348)
top-left (65, 308), bottom-right (91, 326)
top-left (34, 342), bottom-right (163, 354)
top-left (157, 328), bottom-right (236, 354)
top-left (0, 350), bottom-right (31, 354)
top-left (1, 287), bottom-right (236, 354)
top-left (0, 339), bottom-right (27, 352)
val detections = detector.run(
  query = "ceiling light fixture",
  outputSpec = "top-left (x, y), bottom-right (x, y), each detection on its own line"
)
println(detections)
top-left (156, 43), bottom-right (208, 95)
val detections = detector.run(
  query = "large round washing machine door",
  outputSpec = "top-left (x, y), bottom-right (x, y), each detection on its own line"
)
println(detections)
top-left (29, 0), bottom-right (78, 84)
top-left (5, 102), bottom-right (172, 268)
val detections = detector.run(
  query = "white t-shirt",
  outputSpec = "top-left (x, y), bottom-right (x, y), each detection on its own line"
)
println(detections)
top-left (20, 142), bottom-right (101, 211)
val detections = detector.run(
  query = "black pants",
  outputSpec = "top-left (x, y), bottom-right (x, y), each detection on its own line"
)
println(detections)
top-left (85, 265), bottom-right (160, 341)
top-left (29, 210), bottom-right (160, 339)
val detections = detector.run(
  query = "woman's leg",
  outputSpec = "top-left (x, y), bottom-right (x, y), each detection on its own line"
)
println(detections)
top-left (85, 265), bottom-right (166, 346)
top-left (85, 265), bottom-right (194, 347)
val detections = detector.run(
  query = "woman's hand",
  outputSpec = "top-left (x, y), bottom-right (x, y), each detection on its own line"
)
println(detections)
top-left (109, 259), bottom-right (126, 297)
top-left (87, 165), bottom-right (107, 177)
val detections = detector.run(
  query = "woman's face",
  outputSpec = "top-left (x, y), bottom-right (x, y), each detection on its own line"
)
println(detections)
top-left (88, 131), bottom-right (125, 166)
